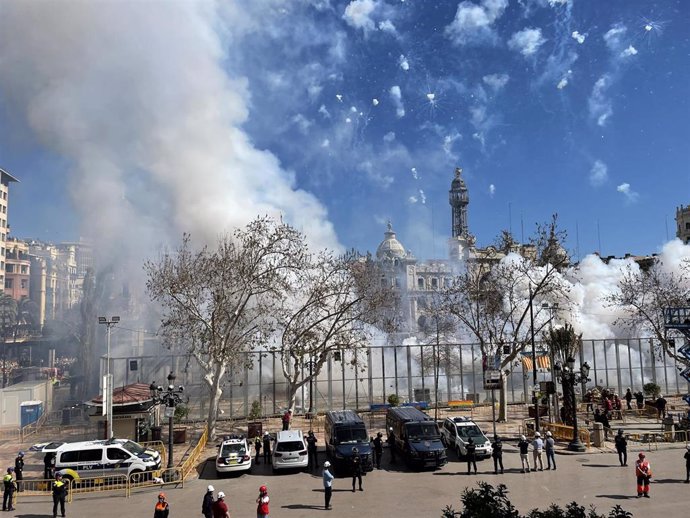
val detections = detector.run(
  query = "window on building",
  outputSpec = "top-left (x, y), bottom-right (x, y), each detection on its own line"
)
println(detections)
top-left (20, 279), bottom-right (27, 290)
top-left (1, 205), bottom-right (5, 214)
top-left (395, 278), bottom-right (400, 288)
top-left (686, 222), bottom-right (690, 230)
top-left (417, 278), bottom-right (424, 289)
top-left (4, 278), bottom-right (12, 289)
top-left (2, 192), bottom-right (6, 200)
top-left (20, 266), bottom-right (27, 274)
top-left (431, 278), bottom-right (438, 288)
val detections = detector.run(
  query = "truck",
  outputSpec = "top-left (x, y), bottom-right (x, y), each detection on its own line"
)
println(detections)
top-left (324, 410), bottom-right (373, 473)
top-left (385, 406), bottom-right (447, 469)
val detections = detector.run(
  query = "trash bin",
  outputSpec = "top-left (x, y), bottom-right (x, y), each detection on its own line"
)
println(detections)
top-left (151, 426), bottom-right (162, 441)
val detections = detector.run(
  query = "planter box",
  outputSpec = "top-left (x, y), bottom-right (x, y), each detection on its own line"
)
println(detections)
top-left (173, 428), bottom-right (187, 444)
top-left (528, 405), bottom-right (549, 418)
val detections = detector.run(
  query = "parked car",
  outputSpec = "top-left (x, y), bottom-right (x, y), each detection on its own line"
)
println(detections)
top-left (324, 410), bottom-right (373, 474)
top-left (440, 416), bottom-right (492, 459)
top-left (216, 435), bottom-right (252, 476)
top-left (272, 430), bottom-right (308, 472)
top-left (386, 406), bottom-right (447, 469)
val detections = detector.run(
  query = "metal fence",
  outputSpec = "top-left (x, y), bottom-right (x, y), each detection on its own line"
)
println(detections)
top-left (104, 337), bottom-right (690, 420)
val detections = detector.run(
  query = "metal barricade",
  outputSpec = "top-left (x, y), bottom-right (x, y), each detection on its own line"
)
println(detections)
top-left (179, 426), bottom-right (208, 480)
top-left (68, 474), bottom-right (128, 497)
top-left (140, 440), bottom-right (167, 468)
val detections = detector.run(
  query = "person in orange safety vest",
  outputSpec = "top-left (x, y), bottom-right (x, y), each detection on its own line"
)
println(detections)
top-left (635, 452), bottom-right (652, 498)
top-left (154, 492), bottom-right (170, 518)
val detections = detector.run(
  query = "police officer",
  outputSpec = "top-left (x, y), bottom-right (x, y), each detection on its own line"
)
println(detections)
top-left (44, 452), bottom-right (56, 480)
top-left (386, 427), bottom-right (396, 463)
top-left (306, 430), bottom-right (318, 470)
top-left (52, 472), bottom-right (67, 518)
top-left (372, 432), bottom-right (383, 469)
top-left (615, 429), bottom-right (628, 467)
top-left (2, 467), bottom-right (15, 512)
top-left (14, 451), bottom-right (24, 492)
top-left (254, 435), bottom-right (262, 464)
top-left (350, 447), bottom-right (363, 492)
top-left (262, 431), bottom-right (272, 464)
top-left (491, 435), bottom-right (504, 474)
top-left (466, 437), bottom-right (478, 474)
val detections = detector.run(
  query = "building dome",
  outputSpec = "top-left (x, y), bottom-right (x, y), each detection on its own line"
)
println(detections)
top-left (376, 222), bottom-right (406, 260)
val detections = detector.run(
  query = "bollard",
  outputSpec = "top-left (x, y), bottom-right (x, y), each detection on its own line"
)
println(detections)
top-left (592, 422), bottom-right (605, 447)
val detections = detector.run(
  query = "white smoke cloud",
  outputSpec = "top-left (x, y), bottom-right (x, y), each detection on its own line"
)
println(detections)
top-left (621, 45), bottom-right (638, 57)
top-left (383, 131), bottom-right (396, 142)
top-left (508, 27), bottom-right (546, 56)
top-left (556, 78), bottom-right (568, 89)
top-left (489, 184), bottom-right (495, 197)
top-left (343, 0), bottom-right (377, 32)
top-left (389, 85), bottom-right (405, 118)
top-left (589, 74), bottom-right (613, 126)
top-left (589, 160), bottom-right (608, 187)
top-left (482, 73), bottom-right (510, 91)
top-left (617, 183), bottom-right (639, 203)
top-left (378, 20), bottom-right (397, 34)
top-left (445, 0), bottom-right (509, 46)
top-left (571, 31), bottom-right (586, 44)
top-left (398, 54), bottom-right (410, 71)
top-left (0, 1), bottom-right (340, 270)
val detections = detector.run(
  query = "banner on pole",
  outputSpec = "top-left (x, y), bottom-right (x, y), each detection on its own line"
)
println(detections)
top-left (102, 375), bottom-right (108, 416)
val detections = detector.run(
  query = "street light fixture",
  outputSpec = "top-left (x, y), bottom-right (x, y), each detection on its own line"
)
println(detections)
top-left (554, 358), bottom-right (591, 452)
top-left (150, 372), bottom-right (186, 469)
top-left (98, 316), bottom-right (120, 439)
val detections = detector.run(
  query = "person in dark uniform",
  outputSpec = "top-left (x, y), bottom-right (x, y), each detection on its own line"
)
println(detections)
top-left (350, 447), bottom-right (363, 492)
top-left (262, 431), bottom-right (272, 464)
top-left (202, 485), bottom-right (215, 518)
top-left (624, 388), bottom-right (633, 410)
top-left (306, 430), bottom-right (318, 470)
top-left (52, 472), bottom-right (67, 518)
top-left (491, 436), bottom-right (504, 474)
top-left (466, 437), bottom-right (477, 474)
top-left (615, 429), bottom-right (628, 466)
top-left (386, 427), bottom-right (396, 463)
top-left (14, 451), bottom-right (24, 492)
top-left (684, 445), bottom-right (690, 483)
top-left (254, 435), bottom-right (262, 464)
top-left (2, 468), bottom-right (15, 512)
top-left (634, 391), bottom-right (644, 410)
top-left (44, 452), bottom-right (56, 480)
top-left (372, 432), bottom-right (383, 469)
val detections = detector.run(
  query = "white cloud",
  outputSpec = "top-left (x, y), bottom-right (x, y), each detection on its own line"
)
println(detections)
top-left (589, 160), bottom-right (608, 187)
top-left (372, 98), bottom-right (379, 106)
top-left (617, 183), bottom-right (639, 203)
top-left (445, 0), bottom-right (509, 46)
top-left (357, 159), bottom-right (394, 188)
top-left (389, 85), bottom-right (405, 117)
top-left (411, 167), bottom-right (418, 179)
top-left (383, 131), bottom-right (396, 142)
top-left (621, 45), bottom-right (638, 57)
top-left (489, 184), bottom-right (495, 196)
top-left (378, 19), bottom-right (397, 34)
top-left (482, 73), bottom-right (509, 90)
top-left (318, 104), bottom-right (331, 118)
top-left (343, 0), bottom-right (377, 32)
top-left (556, 78), bottom-right (568, 89)
top-left (508, 27), bottom-right (546, 56)
top-left (571, 31), bottom-right (586, 44)
top-left (398, 54), bottom-right (410, 71)
top-left (604, 23), bottom-right (627, 52)
top-left (307, 84), bottom-right (323, 100)
top-left (291, 113), bottom-right (313, 134)
top-left (443, 132), bottom-right (461, 156)
top-left (419, 189), bottom-right (426, 204)
top-left (589, 74), bottom-right (613, 127)
top-left (409, 195), bottom-right (418, 204)
top-left (321, 139), bottom-right (330, 147)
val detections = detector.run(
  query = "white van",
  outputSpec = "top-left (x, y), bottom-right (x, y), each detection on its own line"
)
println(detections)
top-left (31, 438), bottom-right (161, 482)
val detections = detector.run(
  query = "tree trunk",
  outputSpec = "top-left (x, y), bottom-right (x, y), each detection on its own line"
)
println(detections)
top-left (205, 361), bottom-right (225, 440)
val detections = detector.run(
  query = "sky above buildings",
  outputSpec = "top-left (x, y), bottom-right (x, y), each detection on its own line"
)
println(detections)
top-left (1, 0), bottom-right (689, 266)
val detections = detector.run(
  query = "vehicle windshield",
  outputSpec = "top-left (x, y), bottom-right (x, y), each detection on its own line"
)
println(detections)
top-left (406, 423), bottom-right (440, 440)
top-left (122, 441), bottom-right (146, 455)
top-left (220, 443), bottom-right (246, 457)
top-left (335, 427), bottom-right (368, 444)
top-left (276, 440), bottom-right (305, 452)
top-left (456, 425), bottom-right (486, 441)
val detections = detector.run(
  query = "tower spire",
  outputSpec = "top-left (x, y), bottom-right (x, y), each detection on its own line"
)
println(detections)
top-left (449, 167), bottom-right (469, 238)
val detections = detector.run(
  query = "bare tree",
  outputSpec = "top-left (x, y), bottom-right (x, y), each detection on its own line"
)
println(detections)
top-left (442, 215), bottom-right (570, 420)
top-left (605, 259), bottom-right (690, 368)
top-left (273, 251), bottom-right (400, 412)
top-left (145, 217), bottom-right (308, 439)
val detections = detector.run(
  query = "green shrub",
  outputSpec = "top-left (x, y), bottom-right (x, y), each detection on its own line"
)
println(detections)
top-left (643, 382), bottom-right (661, 398)
top-left (387, 394), bottom-right (400, 406)
top-left (249, 400), bottom-right (262, 420)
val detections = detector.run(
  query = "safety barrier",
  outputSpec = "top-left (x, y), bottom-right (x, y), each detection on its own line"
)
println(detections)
top-left (12, 478), bottom-right (73, 503)
top-left (67, 474), bottom-right (128, 497)
top-left (627, 429), bottom-right (689, 451)
top-left (179, 426), bottom-right (208, 480)
top-left (140, 440), bottom-right (167, 469)
top-left (127, 467), bottom-right (184, 496)
top-left (19, 411), bottom-right (49, 442)
top-left (520, 419), bottom-right (591, 448)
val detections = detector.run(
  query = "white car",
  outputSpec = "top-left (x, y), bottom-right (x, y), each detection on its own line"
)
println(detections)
top-left (440, 417), bottom-right (492, 459)
top-left (272, 430), bottom-right (308, 472)
top-left (216, 435), bottom-right (252, 475)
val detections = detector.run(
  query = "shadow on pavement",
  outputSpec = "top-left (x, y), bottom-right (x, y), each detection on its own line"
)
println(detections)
top-left (595, 494), bottom-right (638, 500)
top-left (581, 464), bottom-right (621, 468)
top-left (282, 504), bottom-right (325, 510)
top-left (649, 478), bottom-right (683, 484)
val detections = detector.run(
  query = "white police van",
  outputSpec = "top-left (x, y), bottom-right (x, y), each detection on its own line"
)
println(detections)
top-left (31, 438), bottom-right (161, 482)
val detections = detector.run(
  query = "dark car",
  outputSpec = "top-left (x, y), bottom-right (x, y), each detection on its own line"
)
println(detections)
top-left (324, 410), bottom-right (373, 473)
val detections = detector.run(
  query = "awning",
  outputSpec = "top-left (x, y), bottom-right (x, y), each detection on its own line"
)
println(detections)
top-left (521, 355), bottom-right (551, 371)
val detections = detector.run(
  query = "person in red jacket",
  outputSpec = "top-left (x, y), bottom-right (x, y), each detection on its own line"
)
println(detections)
top-left (635, 452), bottom-right (652, 498)
top-left (256, 485), bottom-right (270, 518)
top-left (282, 410), bottom-right (292, 431)
top-left (213, 491), bottom-right (231, 518)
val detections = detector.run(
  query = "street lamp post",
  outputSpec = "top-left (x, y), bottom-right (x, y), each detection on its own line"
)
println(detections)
top-left (542, 302), bottom-right (560, 423)
top-left (554, 357), bottom-right (591, 452)
top-left (150, 372), bottom-right (186, 469)
top-left (528, 286), bottom-right (539, 434)
top-left (98, 316), bottom-right (120, 440)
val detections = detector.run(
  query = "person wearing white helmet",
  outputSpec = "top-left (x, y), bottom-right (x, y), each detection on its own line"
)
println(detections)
top-left (684, 445), bottom-right (690, 483)
top-left (517, 434), bottom-right (531, 473)
top-left (212, 491), bottom-right (230, 518)
top-left (544, 431), bottom-right (556, 470)
top-left (202, 484), bottom-right (215, 518)
top-left (532, 432), bottom-right (544, 471)
top-left (323, 461), bottom-right (334, 510)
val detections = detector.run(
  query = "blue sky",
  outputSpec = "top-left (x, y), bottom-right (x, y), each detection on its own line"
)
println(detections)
top-left (1, 0), bottom-right (689, 264)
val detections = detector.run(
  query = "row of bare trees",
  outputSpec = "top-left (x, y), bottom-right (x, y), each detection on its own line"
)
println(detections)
top-left (144, 214), bottom-right (690, 438)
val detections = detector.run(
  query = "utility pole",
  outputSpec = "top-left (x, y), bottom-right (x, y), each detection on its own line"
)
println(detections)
top-left (98, 316), bottom-right (120, 440)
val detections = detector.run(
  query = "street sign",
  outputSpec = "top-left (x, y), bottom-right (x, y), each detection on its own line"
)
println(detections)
top-left (678, 343), bottom-right (690, 361)
top-left (164, 406), bottom-right (175, 418)
top-left (484, 370), bottom-right (502, 390)
top-left (680, 366), bottom-right (690, 383)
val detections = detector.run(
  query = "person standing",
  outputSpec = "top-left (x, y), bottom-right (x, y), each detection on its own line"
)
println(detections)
top-left (491, 436), bottom-right (503, 474)
top-left (350, 447), bottom-right (363, 491)
top-left (51, 472), bottom-right (67, 518)
top-left (386, 427), bottom-right (396, 463)
top-left (212, 491), bottom-right (231, 518)
top-left (256, 485), bottom-right (270, 518)
top-left (466, 437), bottom-right (477, 474)
top-left (282, 409), bottom-right (292, 431)
top-left (655, 394), bottom-right (667, 419)
top-left (262, 431), bottom-right (272, 464)
top-left (14, 451), bottom-right (24, 492)
top-left (2, 468), bottom-right (15, 512)
top-left (372, 432), bottom-right (383, 469)
top-left (684, 445), bottom-right (690, 483)
top-left (544, 431), bottom-right (556, 470)
top-left (202, 485), bottom-right (215, 518)
top-left (615, 429), bottom-right (628, 467)
top-left (323, 460), bottom-right (334, 510)
top-left (306, 430), bottom-right (318, 471)
top-left (624, 388), bottom-right (633, 411)
top-left (518, 435), bottom-right (531, 473)
top-left (635, 391), bottom-right (644, 410)
top-left (44, 452), bottom-right (56, 480)
top-left (254, 435), bottom-right (262, 465)
top-left (635, 452), bottom-right (652, 498)
top-left (532, 432), bottom-right (544, 471)
top-left (154, 493), bottom-right (170, 518)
